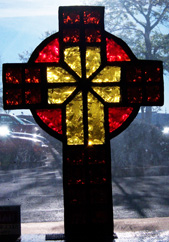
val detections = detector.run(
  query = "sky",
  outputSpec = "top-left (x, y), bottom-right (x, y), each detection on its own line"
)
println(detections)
top-left (0, 0), bottom-right (168, 114)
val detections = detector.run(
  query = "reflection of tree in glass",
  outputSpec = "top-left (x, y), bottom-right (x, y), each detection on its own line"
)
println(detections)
top-left (83, 0), bottom-right (169, 121)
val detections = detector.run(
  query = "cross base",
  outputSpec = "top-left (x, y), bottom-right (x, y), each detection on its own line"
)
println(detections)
top-left (46, 233), bottom-right (118, 241)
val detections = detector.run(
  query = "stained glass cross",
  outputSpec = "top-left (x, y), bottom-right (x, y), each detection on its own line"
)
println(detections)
top-left (3, 6), bottom-right (163, 240)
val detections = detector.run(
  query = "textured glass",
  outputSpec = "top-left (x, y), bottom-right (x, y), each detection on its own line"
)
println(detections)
top-left (86, 47), bottom-right (101, 78)
top-left (106, 38), bottom-right (130, 62)
top-left (6, 68), bottom-right (22, 84)
top-left (25, 88), bottom-right (41, 104)
top-left (108, 107), bottom-right (133, 132)
top-left (88, 92), bottom-right (105, 145)
top-left (89, 166), bottom-right (107, 184)
top-left (35, 38), bottom-right (59, 63)
top-left (66, 92), bottom-right (84, 145)
top-left (48, 87), bottom-right (76, 104)
top-left (85, 29), bottom-right (101, 43)
top-left (126, 67), bottom-right (142, 82)
top-left (145, 67), bottom-right (161, 82)
top-left (146, 86), bottom-right (160, 102)
top-left (47, 67), bottom-right (76, 83)
top-left (6, 89), bottom-right (22, 105)
top-left (36, 109), bottom-right (62, 134)
top-left (63, 11), bottom-right (80, 24)
top-left (83, 11), bottom-right (101, 24)
top-left (25, 68), bottom-right (41, 83)
top-left (92, 66), bottom-right (121, 83)
top-left (63, 29), bottom-right (80, 43)
top-left (64, 47), bottom-right (82, 77)
top-left (127, 87), bottom-right (142, 103)
top-left (93, 86), bottom-right (121, 103)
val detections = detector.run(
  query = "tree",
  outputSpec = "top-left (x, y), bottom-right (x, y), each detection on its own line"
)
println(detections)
top-left (84, 0), bottom-right (169, 122)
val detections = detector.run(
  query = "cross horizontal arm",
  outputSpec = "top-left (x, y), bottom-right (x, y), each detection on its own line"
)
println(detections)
top-left (3, 59), bottom-right (164, 110)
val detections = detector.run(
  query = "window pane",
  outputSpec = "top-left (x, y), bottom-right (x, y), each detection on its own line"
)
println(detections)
top-left (92, 66), bottom-right (121, 83)
top-left (48, 87), bottom-right (76, 104)
top-left (88, 92), bottom-right (105, 145)
top-left (47, 67), bottom-right (76, 83)
top-left (93, 86), bottom-right (121, 103)
top-left (66, 92), bottom-right (84, 145)
top-left (64, 47), bottom-right (82, 77)
top-left (86, 47), bottom-right (101, 78)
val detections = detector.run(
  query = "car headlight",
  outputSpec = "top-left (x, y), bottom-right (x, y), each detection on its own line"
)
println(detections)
top-left (0, 126), bottom-right (10, 136)
top-left (162, 127), bottom-right (169, 135)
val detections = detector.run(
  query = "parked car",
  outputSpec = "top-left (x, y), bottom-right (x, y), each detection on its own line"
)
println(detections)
top-left (0, 113), bottom-right (41, 135)
top-left (0, 130), bottom-right (50, 168)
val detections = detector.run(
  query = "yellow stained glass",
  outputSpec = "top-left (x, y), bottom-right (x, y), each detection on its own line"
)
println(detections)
top-left (64, 47), bottom-right (82, 77)
top-left (92, 66), bottom-right (121, 83)
top-left (93, 86), bottom-right (121, 103)
top-left (47, 67), bottom-right (76, 83)
top-left (86, 47), bottom-right (101, 78)
top-left (48, 87), bottom-right (76, 104)
top-left (66, 92), bottom-right (84, 145)
top-left (88, 92), bottom-right (105, 145)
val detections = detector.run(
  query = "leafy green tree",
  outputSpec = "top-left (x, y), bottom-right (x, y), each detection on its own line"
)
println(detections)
top-left (84, 0), bottom-right (169, 121)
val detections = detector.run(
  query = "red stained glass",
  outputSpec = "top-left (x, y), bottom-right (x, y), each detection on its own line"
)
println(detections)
top-left (85, 29), bottom-right (101, 43)
top-left (6, 89), bottom-right (22, 105)
top-left (84, 11), bottom-right (101, 24)
top-left (25, 68), bottom-right (41, 83)
top-left (63, 29), bottom-right (80, 43)
top-left (36, 109), bottom-right (62, 134)
top-left (67, 166), bottom-right (85, 185)
top-left (35, 38), bottom-right (59, 63)
top-left (145, 67), bottom-right (161, 82)
top-left (6, 67), bottom-right (22, 84)
top-left (146, 86), bottom-right (160, 102)
top-left (68, 188), bottom-right (86, 205)
top-left (25, 88), bottom-right (41, 104)
top-left (126, 67), bottom-right (142, 82)
top-left (63, 11), bottom-right (80, 24)
top-left (90, 187), bottom-right (108, 204)
top-left (106, 38), bottom-right (130, 62)
top-left (66, 148), bottom-right (84, 165)
top-left (88, 147), bottom-right (106, 165)
top-left (127, 87), bottom-right (143, 103)
top-left (108, 107), bottom-right (133, 133)
top-left (89, 166), bottom-right (107, 184)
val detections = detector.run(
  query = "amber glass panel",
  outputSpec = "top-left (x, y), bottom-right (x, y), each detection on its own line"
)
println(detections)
top-left (127, 87), bottom-right (142, 103)
top-left (6, 89), bottom-right (22, 105)
top-left (146, 86), bottom-right (160, 102)
top-left (93, 86), bottom-right (121, 103)
top-left (47, 67), bottom-right (76, 83)
top-left (64, 47), bottom-right (82, 77)
top-left (25, 87), bottom-right (41, 104)
top-left (106, 38), bottom-right (130, 62)
top-left (63, 29), bottom-right (80, 43)
top-left (86, 47), bottom-right (101, 78)
top-left (35, 38), bottom-right (59, 63)
top-left (25, 68), bottom-right (41, 83)
top-left (6, 67), bottom-right (22, 84)
top-left (85, 29), bottom-right (101, 43)
top-left (66, 92), bottom-right (84, 145)
top-left (36, 109), bottom-right (62, 134)
top-left (88, 92), bottom-right (105, 145)
top-left (48, 87), bottom-right (76, 104)
top-left (63, 11), bottom-right (80, 24)
top-left (83, 11), bottom-right (101, 24)
top-left (92, 66), bottom-right (121, 83)
top-left (108, 107), bottom-right (133, 132)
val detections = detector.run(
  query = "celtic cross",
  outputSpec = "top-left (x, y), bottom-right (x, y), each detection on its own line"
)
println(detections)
top-left (3, 6), bottom-right (163, 240)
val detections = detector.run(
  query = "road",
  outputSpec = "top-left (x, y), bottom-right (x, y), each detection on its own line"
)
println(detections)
top-left (0, 159), bottom-right (169, 223)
